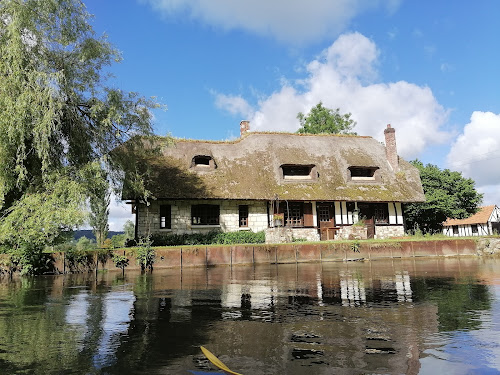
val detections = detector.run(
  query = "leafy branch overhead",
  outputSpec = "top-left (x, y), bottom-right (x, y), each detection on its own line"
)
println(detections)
top-left (297, 102), bottom-right (357, 135)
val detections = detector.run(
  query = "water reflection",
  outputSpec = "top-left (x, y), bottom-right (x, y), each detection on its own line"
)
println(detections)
top-left (0, 258), bottom-right (498, 374)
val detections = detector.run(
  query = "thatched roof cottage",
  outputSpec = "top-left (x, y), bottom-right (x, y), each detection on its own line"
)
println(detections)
top-left (124, 123), bottom-right (425, 242)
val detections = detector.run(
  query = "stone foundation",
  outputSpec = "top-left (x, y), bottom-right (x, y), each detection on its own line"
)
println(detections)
top-left (337, 225), bottom-right (404, 240)
top-left (337, 226), bottom-right (368, 240)
top-left (375, 225), bottom-right (405, 239)
top-left (265, 228), bottom-right (320, 244)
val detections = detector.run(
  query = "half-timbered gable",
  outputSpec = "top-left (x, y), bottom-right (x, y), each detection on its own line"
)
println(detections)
top-left (443, 205), bottom-right (500, 237)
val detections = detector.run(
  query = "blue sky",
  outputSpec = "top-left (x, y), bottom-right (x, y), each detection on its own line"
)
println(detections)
top-left (83, 0), bottom-right (500, 230)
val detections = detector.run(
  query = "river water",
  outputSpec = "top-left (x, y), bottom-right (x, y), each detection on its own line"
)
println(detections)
top-left (0, 257), bottom-right (499, 374)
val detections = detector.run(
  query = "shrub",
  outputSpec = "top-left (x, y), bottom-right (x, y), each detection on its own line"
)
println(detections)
top-left (9, 244), bottom-right (54, 275)
top-left (136, 237), bottom-right (154, 271)
top-left (149, 230), bottom-right (265, 247)
top-left (112, 253), bottom-right (129, 271)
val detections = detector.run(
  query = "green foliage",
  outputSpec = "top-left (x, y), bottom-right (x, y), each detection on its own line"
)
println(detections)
top-left (352, 218), bottom-right (366, 227)
top-left (96, 248), bottom-right (111, 265)
top-left (350, 240), bottom-right (361, 253)
top-left (0, 176), bottom-right (86, 251)
top-left (404, 160), bottom-right (483, 233)
top-left (64, 236), bottom-right (96, 272)
top-left (297, 102), bottom-right (356, 135)
top-left (86, 163), bottom-right (110, 247)
top-left (9, 245), bottom-right (54, 275)
top-left (0, 0), bottom-right (159, 273)
top-left (136, 238), bottom-right (154, 271)
top-left (111, 234), bottom-right (127, 248)
top-left (123, 219), bottom-right (135, 240)
top-left (112, 253), bottom-right (129, 271)
top-left (75, 236), bottom-right (96, 252)
top-left (149, 230), bottom-right (266, 247)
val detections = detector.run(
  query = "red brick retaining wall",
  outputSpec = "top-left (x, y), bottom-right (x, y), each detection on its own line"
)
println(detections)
top-left (0, 239), bottom-right (485, 275)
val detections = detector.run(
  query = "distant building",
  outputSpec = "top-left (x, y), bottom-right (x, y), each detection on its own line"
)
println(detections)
top-left (442, 205), bottom-right (500, 236)
top-left (124, 123), bottom-right (425, 242)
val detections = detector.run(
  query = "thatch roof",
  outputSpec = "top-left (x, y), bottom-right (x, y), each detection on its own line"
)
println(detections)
top-left (443, 205), bottom-right (497, 226)
top-left (123, 132), bottom-right (425, 202)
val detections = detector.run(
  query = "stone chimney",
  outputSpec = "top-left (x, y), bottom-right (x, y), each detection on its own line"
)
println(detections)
top-left (240, 120), bottom-right (250, 137)
top-left (384, 124), bottom-right (399, 172)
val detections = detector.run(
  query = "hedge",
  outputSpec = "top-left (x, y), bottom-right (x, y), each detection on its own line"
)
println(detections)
top-left (144, 230), bottom-right (265, 247)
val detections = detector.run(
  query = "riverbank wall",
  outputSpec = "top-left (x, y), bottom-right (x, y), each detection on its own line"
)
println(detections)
top-left (2, 237), bottom-right (499, 275)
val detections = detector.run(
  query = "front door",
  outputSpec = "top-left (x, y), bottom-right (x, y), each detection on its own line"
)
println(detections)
top-left (358, 203), bottom-right (375, 239)
top-left (317, 203), bottom-right (335, 240)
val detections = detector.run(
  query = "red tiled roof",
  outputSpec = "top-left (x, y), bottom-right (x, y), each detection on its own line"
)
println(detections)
top-left (443, 205), bottom-right (496, 226)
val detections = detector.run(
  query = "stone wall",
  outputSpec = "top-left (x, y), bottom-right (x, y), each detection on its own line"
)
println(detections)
top-left (336, 226), bottom-right (368, 240)
top-left (476, 238), bottom-right (500, 255)
top-left (336, 225), bottom-right (404, 240)
top-left (137, 200), bottom-right (268, 236)
top-left (375, 225), bottom-right (405, 239)
top-left (265, 228), bottom-right (320, 244)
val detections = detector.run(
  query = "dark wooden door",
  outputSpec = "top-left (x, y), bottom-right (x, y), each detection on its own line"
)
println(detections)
top-left (365, 218), bottom-right (375, 239)
top-left (318, 203), bottom-right (335, 240)
top-left (304, 203), bottom-right (314, 227)
top-left (358, 203), bottom-right (375, 239)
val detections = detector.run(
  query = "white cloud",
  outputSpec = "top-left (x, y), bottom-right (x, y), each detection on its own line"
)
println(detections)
top-left (143, 0), bottom-right (402, 44)
top-left (478, 185), bottom-right (500, 207)
top-left (216, 32), bottom-right (450, 159)
top-left (82, 193), bottom-right (134, 233)
top-left (447, 111), bottom-right (500, 203)
top-left (214, 93), bottom-right (254, 119)
top-left (108, 194), bottom-right (134, 232)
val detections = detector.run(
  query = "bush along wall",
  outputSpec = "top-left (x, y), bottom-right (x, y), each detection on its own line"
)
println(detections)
top-left (147, 230), bottom-right (265, 247)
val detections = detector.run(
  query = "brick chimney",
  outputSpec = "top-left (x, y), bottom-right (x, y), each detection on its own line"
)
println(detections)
top-left (384, 124), bottom-right (399, 172)
top-left (240, 120), bottom-right (250, 137)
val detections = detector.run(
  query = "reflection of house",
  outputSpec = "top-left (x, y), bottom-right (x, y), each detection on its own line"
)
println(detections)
top-left (126, 123), bottom-right (425, 241)
top-left (442, 205), bottom-right (500, 237)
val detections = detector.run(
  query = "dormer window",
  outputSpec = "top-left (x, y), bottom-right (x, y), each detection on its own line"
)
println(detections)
top-left (349, 166), bottom-right (379, 181)
top-left (192, 155), bottom-right (216, 169)
top-left (281, 164), bottom-right (316, 180)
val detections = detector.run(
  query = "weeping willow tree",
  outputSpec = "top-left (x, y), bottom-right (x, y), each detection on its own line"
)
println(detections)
top-left (87, 164), bottom-right (110, 248)
top-left (0, 0), bottom-right (159, 272)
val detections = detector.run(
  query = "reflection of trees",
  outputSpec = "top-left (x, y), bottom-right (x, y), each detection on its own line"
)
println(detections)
top-left (0, 262), bottom-right (495, 374)
top-left (102, 273), bottom-right (222, 374)
top-left (411, 277), bottom-right (492, 331)
top-left (0, 277), bottom-right (90, 373)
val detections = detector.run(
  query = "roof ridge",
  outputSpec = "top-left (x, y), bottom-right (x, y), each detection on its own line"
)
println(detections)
top-left (170, 131), bottom-right (372, 144)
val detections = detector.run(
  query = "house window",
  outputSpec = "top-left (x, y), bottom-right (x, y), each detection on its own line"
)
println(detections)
top-left (453, 225), bottom-right (459, 235)
top-left (373, 203), bottom-right (389, 224)
top-left (239, 205), bottom-right (249, 227)
top-left (160, 204), bottom-right (171, 229)
top-left (191, 204), bottom-right (220, 225)
top-left (192, 155), bottom-right (215, 169)
top-left (281, 164), bottom-right (315, 180)
top-left (284, 202), bottom-right (304, 227)
top-left (349, 166), bottom-right (379, 181)
top-left (318, 205), bottom-right (331, 223)
top-left (471, 224), bottom-right (478, 234)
